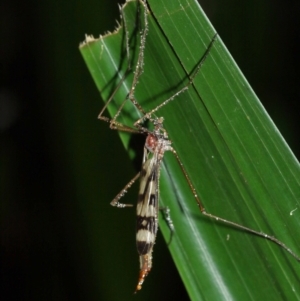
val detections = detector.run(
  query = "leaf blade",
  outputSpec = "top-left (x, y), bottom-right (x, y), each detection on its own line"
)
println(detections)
top-left (80, 0), bottom-right (300, 299)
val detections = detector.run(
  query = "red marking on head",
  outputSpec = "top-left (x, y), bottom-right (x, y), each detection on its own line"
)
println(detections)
top-left (145, 134), bottom-right (157, 152)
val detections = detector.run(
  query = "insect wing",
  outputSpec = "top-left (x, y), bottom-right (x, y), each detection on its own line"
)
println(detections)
top-left (136, 156), bottom-right (159, 256)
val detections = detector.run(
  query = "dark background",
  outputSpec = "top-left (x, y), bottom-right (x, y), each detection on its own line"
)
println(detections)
top-left (1, 0), bottom-right (299, 300)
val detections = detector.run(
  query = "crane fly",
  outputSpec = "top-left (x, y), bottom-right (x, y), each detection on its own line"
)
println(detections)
top-left (83, 0), bottom-right (300, 293)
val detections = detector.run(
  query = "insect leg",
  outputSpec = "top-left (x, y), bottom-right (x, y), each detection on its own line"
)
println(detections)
top-left (134, 33), bottom-right (218, 127)
top-left (111, 146), bottom-right (149, 208)
top-left (110, 171), bottom-right (140, 208)
top-left (171, 149), bottom-right (300, 261)
top-left (98, 1), bottom-right (148, 130)
top-left (159, 207), bottom-right (174, 245)
top-left (125, 0), bottom-right (150, 118)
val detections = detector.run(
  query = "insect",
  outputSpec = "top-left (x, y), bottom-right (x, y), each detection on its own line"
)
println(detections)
top-left (95, 0), bottom-right (300, 293)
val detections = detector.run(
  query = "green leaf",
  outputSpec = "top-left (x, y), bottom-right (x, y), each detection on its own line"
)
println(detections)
top-left (80, 0), bottom-right (300, 299)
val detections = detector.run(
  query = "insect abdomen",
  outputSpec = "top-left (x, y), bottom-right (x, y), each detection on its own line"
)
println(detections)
top-left (136, 158), bottom-right (158, 255)
top-left (136, 215), bottom-right (157, 255)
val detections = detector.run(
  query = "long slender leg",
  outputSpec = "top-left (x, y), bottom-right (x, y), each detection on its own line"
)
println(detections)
top-left (133, 33), bottom-right (218, 127)
top-left (170, 149), bottom-right (300, 261)
top-left (98, 2), bottom-right (132, 124)
top-left (111, 146), bottom-right (149, 208)
top-left (98, 70), bottom-right (129, 122)
top-left (98, 1), bottom-right (149, 130)
top-left (159, 206), bottom-right (174, 244)
top-left (110, 171), bottom-right (141, 208)
top-left (126, 0), bottom-right (149, 117)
